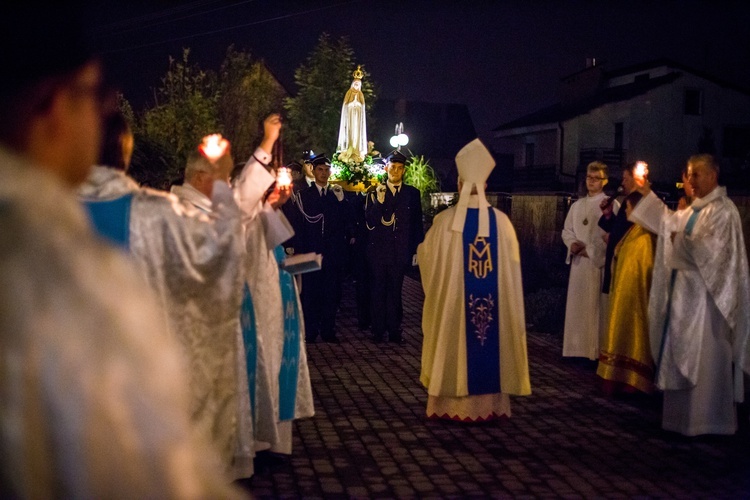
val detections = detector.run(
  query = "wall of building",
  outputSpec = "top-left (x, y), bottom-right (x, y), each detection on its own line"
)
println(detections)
top-left (560, 73), bottom-right (750, 185)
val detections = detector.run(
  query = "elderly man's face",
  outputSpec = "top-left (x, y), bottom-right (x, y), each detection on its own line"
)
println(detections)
top-left (688, 161), bottom-right (718, 199)
top-left (387, 162), bottom-right (405, 184)
top-left (681, 171), bottom-right (694, 199)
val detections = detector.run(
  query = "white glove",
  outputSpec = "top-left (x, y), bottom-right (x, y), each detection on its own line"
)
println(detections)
top-left (376, 184), bottom-right (386, 204)
top-left (332, 184), bottom-right (344, 201)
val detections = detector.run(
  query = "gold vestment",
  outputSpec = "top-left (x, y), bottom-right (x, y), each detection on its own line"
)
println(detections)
top-left (598, 224), bottom-right (657, 393)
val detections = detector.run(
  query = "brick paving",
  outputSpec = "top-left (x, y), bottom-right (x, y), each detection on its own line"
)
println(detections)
top-left (242, 276), bottom-right (750, 499)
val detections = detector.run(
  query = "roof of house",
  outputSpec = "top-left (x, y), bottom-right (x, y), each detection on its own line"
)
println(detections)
top-left (493, 58), bottom-right (750, 133)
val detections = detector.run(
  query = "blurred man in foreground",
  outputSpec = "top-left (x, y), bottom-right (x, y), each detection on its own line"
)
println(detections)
top-left (0, 3), bottom-right (241, 497)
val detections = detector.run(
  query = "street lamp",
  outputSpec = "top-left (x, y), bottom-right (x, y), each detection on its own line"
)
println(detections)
top-left (389, 122), bottom-right (409, 150)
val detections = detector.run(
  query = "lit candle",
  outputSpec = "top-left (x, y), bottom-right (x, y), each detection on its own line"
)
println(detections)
top-left (276, 166), bottom-right (292, 187)
top-left (634, 161), bottom-right (648, 182)
top-left (200, 134), bottom-right (227, 162)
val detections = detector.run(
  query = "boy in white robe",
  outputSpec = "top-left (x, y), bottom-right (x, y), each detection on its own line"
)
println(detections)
top-left (561, 161), bottom-right (609, 360)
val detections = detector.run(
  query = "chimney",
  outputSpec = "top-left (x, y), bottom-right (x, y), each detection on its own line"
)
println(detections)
top-left (560, 59), bottom-right (604, 108)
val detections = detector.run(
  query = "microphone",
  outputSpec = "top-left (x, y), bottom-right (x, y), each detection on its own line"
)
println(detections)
top-left (602, 185), bottom-right (624, 208)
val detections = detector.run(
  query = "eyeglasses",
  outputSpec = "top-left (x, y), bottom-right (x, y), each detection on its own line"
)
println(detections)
top-left (586, 175), bottom-right (605, 181)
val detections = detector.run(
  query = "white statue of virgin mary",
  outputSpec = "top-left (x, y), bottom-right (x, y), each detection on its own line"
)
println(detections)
top-left (337, 66), bottom-right (368, 163)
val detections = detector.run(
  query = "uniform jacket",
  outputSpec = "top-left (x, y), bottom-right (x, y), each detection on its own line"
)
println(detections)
top-left (365, 182), bottom-right (423, 268)
top-left (288, 184), bottom-right (353, 265)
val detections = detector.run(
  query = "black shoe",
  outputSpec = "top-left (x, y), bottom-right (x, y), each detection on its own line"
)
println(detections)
top-left (371, 334), bottom-right (385, 344)
top-left (305, 336), bottom-right (317, 344)
top-left (322, 336), bottom-right (340, 344)
top-left (388, 336), bottom-right (405, 344)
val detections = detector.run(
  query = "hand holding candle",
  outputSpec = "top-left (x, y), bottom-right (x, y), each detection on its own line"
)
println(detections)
top-left (267, 182), bottom-right (292, 209)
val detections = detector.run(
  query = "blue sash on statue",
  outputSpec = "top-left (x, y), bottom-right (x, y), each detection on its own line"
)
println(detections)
top-left (275, 246), bottom-right (300, 421)
top-left (82, 194), bottom-right (134, 250)
top-left (240, 283), bottom-right (257, 418)
top-left (462, 208), bottom-right (501, 395)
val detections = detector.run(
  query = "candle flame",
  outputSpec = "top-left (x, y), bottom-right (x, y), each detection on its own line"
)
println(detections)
top-left (276, 167), bottom-right (292, 187)
top-left (200, 134), bottom-right (226, 161)
top-left (635, 161), bottom-right (648, 180)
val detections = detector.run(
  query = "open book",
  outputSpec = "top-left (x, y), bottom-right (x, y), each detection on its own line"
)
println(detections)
top-left (280, 252), bottom-right (322, 275)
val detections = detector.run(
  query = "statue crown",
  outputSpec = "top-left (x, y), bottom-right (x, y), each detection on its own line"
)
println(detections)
top-left (352, 65), bottom-right (364, 80)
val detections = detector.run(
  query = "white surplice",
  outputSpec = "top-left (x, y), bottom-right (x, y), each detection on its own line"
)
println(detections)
top-left (561, 192), bottom-right (608, 359)
top-left (79, 166), bottom-right (250, 475)
top-left (0, 146), bottom-right (240, 498)
top-left (234, 150), bottom-right (314, 455)
top-left (171, 180), bottom-right (255, 479)
top-left (171, 182), bottom-right (213, 214)
top-left (632, 188), bottom-right (750, 435)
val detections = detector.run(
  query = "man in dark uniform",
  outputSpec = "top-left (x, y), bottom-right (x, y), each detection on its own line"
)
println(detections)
top-left (298, 149), bottom-right (316, 190)
top-left (365, 150), bottom-right (424, 344)
top-left (288, 154), bottom-right (352, 343)
top-left (287, 160), bottom-right (306, 193)
top-left (348, 185), bottom-right (372, 331)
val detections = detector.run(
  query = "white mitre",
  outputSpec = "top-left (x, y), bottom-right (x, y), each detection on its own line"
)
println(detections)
top-left (451, 138), bottom-right (495, 237)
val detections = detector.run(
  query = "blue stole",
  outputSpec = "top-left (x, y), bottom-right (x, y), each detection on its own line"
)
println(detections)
top-left (656, 205), bottom-right (703, 382)
top-left (462, 208), bottom-right (501, 395)
top-left (82, 194), bottom-right (134, 250)
top-left (275, 246), bottom-right (300, 421)
top-left (240, 284), bottom-right (258, 419)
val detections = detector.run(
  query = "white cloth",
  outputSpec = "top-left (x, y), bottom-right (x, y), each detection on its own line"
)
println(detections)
top-left (452, 139), bottom-right (495, 237)
top-left (561, 192), bottom-right (608, 359)
top-left (171, 182), bottom-right (213, 213)
top-left (0, 146), bottom-right (239, 498)
top-left (171, 178), bottom-right (255, 479)
top-left (235, 151), bottom-right (315, 455)
top-left (78, 166), bottom-right (249, 475)
top-left (418, 194), bottom-right (531, 398)
top-left (637, 187), bottom-right (750, 435)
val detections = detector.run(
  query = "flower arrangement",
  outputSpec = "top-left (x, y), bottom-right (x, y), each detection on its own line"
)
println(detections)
top-left (331, 141), bottom-right (385, 186)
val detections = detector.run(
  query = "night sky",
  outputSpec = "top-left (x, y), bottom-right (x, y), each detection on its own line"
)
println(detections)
top-left (92, 0), bottom-right (750, 141)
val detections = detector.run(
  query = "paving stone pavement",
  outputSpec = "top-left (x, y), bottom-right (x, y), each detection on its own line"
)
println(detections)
top-left (242, 276), bottom-right (750, 499)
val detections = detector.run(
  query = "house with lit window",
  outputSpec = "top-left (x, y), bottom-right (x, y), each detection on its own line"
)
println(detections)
top-left (492, 58), bottom-right (750, 193)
